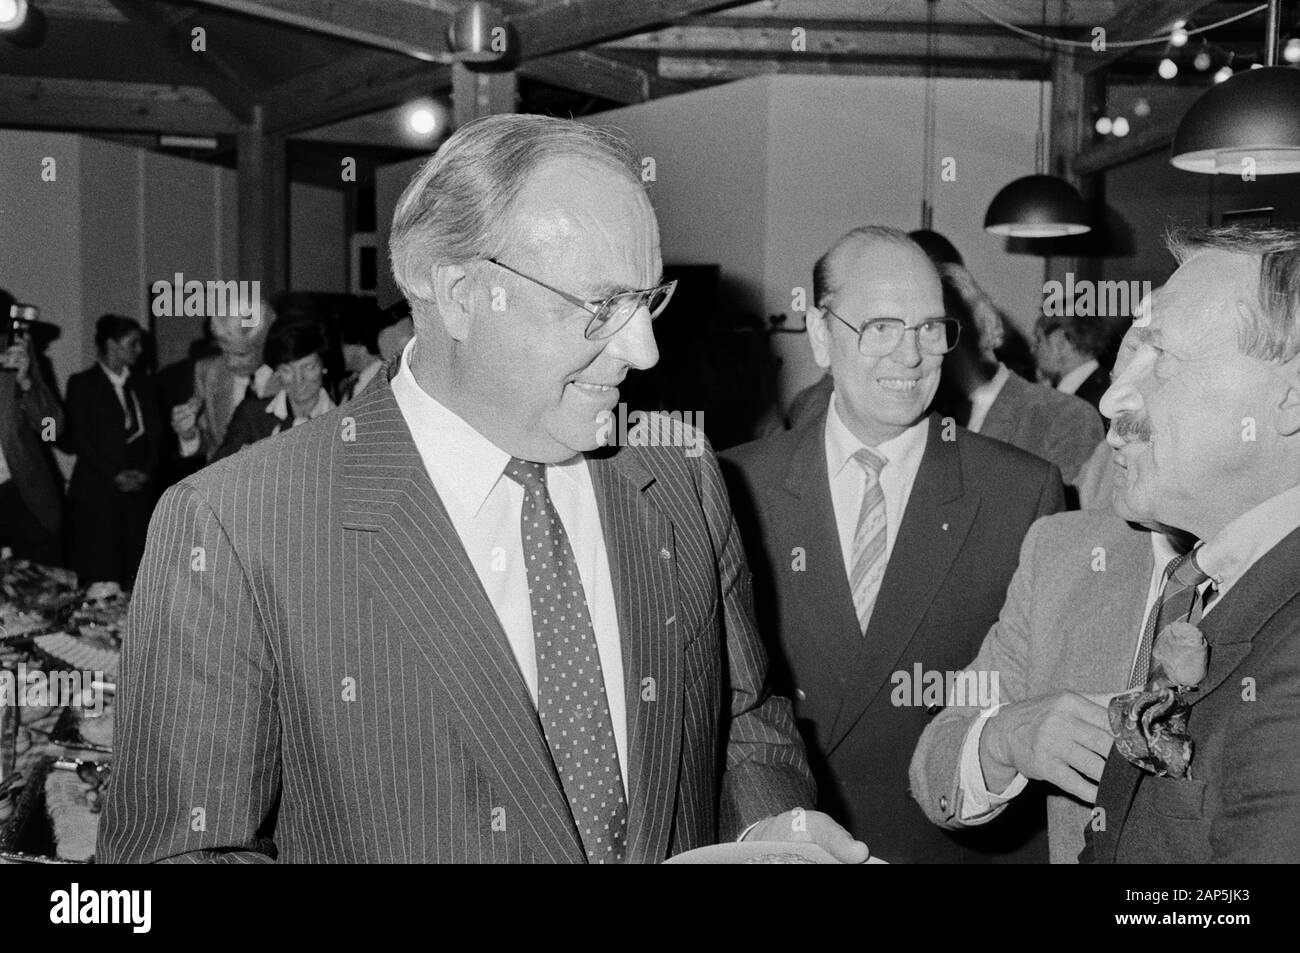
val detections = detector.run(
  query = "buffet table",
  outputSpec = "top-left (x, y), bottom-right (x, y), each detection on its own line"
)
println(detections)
top-left (0, 559), bottom-right (124, 864)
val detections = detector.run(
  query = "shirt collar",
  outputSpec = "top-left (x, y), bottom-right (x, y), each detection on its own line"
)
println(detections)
top-left (265, 387), bottom-right (333, 421)
top-left (1056, 358), bottom-right (1101, 396)
top-left (970, 361), bottom-right (1011, 406)
top-left (1196, 483), bottom-right (1300, 596)
top-left (825, 390), bottom-right (930, 479)
top-left (389, 337), bottom-right (584, 519)
top-left (355, 358), bottom-right (384, 394)
top-left (98, 362), bottom-right (130, 388)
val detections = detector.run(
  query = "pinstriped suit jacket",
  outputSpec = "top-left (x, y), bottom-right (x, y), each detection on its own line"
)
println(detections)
top-left (98, 374), bottom-right (813, 863)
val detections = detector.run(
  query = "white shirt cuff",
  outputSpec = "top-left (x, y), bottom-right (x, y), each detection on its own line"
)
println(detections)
top-left (179, 434), bottom-right (201, 458)
top-left (958, 704), bottom-right (1028, 822)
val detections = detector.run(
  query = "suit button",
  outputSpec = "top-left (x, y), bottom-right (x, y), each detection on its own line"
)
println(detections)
top-left (795, 689), bottom-right (807, 701)
top-left (939, 795), bottom-right (949, 813)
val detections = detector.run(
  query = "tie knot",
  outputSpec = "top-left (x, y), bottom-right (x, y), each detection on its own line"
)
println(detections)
top-left (503, 457), bottom-right (548, 493)
top-left (1167, 550), bottom-right (1211, 588)
top-left (852, 447), bottom-right (888, 477)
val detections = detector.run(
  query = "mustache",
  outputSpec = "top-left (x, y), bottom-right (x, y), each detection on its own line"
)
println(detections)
top-left (1112, 412), bottom-right (1151, 443)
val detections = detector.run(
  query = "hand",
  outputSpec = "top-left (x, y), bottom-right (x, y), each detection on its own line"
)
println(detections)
top-left (980, 691), bottom-right (1115, 804)
top-left (113, 469), bottom-right (149, 492)
top-left (743, 808), bottom-right (870, 864)
top-left (170, 399), bottom-right (200, 441)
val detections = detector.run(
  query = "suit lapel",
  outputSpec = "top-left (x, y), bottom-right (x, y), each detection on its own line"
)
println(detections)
top-left (826, 416), bottom-right (979, 752)
top-left (587, 448), bottom-right (683, 864)
top-left (1185, 528), bottom-right (1300, 705)
top-left (779, 412), bottom-right (868, 737)
top-left (1092, 526), bottom-right (1300, 862)
top-left (339, 381), bottom-right (585, 863)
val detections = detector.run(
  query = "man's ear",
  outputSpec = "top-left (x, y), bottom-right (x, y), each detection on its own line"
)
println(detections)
top-left (1275, 355), bottom-right (1300, 437)
top-left (432, 263), bottom-right (473, 342)
top-left (806, 306), bottom-right (832, 370)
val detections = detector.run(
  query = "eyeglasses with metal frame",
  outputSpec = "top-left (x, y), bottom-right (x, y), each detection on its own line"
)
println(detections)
top-left (821, 306), bottom-right (961, 357)
top-left (486, 258), bottom-right (677, 341)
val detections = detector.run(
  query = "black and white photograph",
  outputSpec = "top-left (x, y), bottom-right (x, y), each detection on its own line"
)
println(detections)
top-left (1, 0), bottom-right (1298, 932)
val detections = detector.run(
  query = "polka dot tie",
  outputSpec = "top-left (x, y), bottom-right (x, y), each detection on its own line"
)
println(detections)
top-left (503, 457), bottom-right (628, 864)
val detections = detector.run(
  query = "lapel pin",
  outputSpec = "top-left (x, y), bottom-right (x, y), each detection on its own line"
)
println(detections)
top-left (942, 523), bottom-right (949, 531)
top-left (659, 547), bottom-right (671, 560)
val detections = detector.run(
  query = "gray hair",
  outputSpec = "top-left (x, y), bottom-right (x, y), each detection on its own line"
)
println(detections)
top-left (1168, 224), bottom-right (1300, 363)
top-left (812, 226), bottom-right (932, 307)
top-left (389, 114), bottom-right (640, 303)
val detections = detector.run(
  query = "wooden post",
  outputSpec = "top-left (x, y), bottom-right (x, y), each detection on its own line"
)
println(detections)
top-left (236, 104), bottom-right (289, 295)
top-left (452, 63), bottom-right (518, 128)
top-left (1046, 48), bottom-right (1090, 290)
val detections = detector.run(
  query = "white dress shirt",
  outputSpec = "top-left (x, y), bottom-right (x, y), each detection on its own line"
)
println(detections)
top-left (957, 482), bottom-right (1300, 820)
top-left (1056, 358), bottom-right (1100, 397)
top-left (390, 338), bottom-right (628, 792)
top-left (825, 393), bottom-right (930, 582)
top-left (99, 362), bottom-right (143, 442)
top-left (264, 387), bottom-right (334, 428)
top-left (965, 362), bottom-right (1010, 434)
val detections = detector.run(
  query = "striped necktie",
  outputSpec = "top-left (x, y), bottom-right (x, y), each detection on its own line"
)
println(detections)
top-left (503, 457), bottom-right (627, 863)
top-left (1129, 549), bottom-right (1212, 689)
top-left (849, 447), bottom-right (889, 634)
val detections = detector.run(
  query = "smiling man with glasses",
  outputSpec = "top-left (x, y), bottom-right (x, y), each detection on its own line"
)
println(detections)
top-left (102, 114), bottom-right (866, 865)
top-left (721, 225), bottom-right (1066, 863)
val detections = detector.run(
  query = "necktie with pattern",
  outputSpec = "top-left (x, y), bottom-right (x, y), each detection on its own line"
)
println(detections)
top-left (849, 447), bottom-right (889, 634)
top-left (1128, 549), bottom-right (1212, 689)
top-left (502, 457), bottom-right (628, 863)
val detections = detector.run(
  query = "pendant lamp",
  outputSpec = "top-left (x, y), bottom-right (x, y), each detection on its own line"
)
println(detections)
top-left (1170, 0), bottom-right (1300, 174)
top-left (984, 0), bottom-right (1091, 237)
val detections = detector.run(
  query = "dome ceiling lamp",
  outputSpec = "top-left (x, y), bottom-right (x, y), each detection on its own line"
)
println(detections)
top-left (984, 0), bottom-right (1091, 238)
top-left (1170, 0), bottom-right (1300, 174)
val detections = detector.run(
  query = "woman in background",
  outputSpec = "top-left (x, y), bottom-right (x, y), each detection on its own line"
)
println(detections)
top-left (213, 319), bottom-right (335, 461)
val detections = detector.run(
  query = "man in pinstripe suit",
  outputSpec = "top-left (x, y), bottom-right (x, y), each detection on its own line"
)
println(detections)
top-left (99, 115), bottom-right (865, 863)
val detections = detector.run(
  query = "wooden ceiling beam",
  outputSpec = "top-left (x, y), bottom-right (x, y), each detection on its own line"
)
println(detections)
top-left (1072, 114), bottom-right (1179, 174)
top-left (261, 51), bottom-right (451, 135)
top-left (519, 50), bottom-right (692, 102)
top-left (0, 76), bottom-right (237, 133)
top-left (168, 0), bottom-right (453, 61)
top-left (106, 0), bottom-right (258, 121)
top-left (657, 54), bottom-right (1040, 82)
top-left (509, 1), bottom-right (754, 59)
top-left (702, 1), bottom-right (1120, 26)
top-left (603, 23), bottom-right (1052, 60)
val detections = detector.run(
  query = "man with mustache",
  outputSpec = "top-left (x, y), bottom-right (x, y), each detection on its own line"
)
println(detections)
top-left (101, 115), bottom-right (864, 864)
top-left (722, 226), bottom-right (1065, 863)
top-left (913, 225), bottom-right (1300, 863)
top-left (1083, 225), bottom-right (1300, 863)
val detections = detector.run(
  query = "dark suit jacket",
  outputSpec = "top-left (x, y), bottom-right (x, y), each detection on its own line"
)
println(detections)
top-left (721, 410), bottom-right (1066, 863)
top-left (0, 362), bottom-right (64, 539)
top-left (99, 375), bottom-right (813, 863)
top-left (211, 394), bottom-right (284, 461)
top-left (1083, 525), bottom-right (1300, 863)
top-left (1068, 363), bottom-right (1110, 413)
top-left (979, 371), bottom-right (1104, 485)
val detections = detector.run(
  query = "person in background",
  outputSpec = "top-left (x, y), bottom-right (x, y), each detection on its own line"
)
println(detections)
top-left (786, 229), bottom-right (964, 430)
top-left (376, 299), bottom-right (415, 363)
top-left (212, 319), bottom-right (335, 461)
top-left (171, 298), bottom-right (279, 465)
top-left (935, 262), bottom-right (1103, 487)
top-left (63, 314), bottom-right (160, 588)
top-left (722, 226), bottom-right (1065, 863)
top-left (338, 298), bottom-right (385, 402)
top-left (0, 288), bottom-right (65, 566)
top-left (1033, 311), bottom-right (1115, 412)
